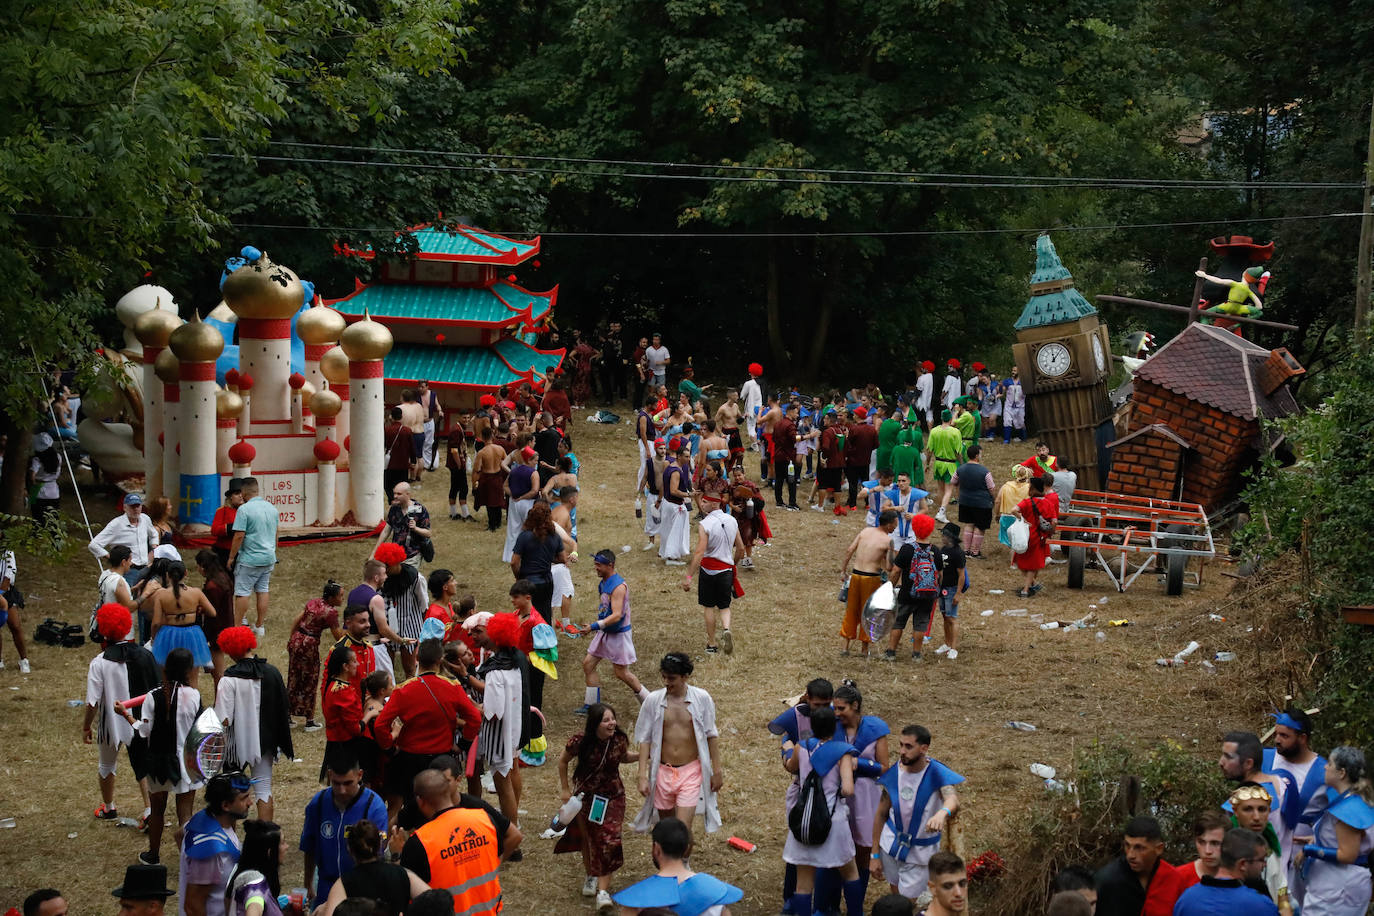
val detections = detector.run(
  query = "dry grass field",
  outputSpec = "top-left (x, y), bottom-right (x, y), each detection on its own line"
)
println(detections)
top-left (0, 418), bottom-right (1283, 915)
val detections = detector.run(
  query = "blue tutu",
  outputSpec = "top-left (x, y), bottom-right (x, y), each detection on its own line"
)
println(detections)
top-left (151, 623), bottom-right (212, 667)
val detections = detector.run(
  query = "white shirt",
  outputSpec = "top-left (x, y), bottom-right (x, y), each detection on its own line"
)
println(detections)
top-left (741, 379), bottom-right (762, 416)
top-left (633, 686), bottom-right (721, 833)
top-left (99, 569), bottom-right (128, 610)
top-left (916, 373), bottom-right (933, 412)
top-left (0, 551), bottom-right (15, 590)
top-left (87, 648), bottom-right (137, 747)
top-left (646, 345), bottom-right (670, 373)
top-left (215, 674), bottom-right (264, 764)
top-left (88, 512), bottom-right (157, 565)
top-left (940, 375), bottom-right (962, 410)
top-left (700, 510), bottom-right (738, 572)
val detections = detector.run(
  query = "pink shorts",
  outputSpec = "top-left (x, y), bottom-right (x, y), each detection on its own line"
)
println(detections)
top-left (653, 758), bottom-right (703, 811)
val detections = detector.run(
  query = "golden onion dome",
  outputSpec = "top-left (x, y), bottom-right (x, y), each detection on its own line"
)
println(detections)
top-left (297, 304), bottom-right (346, 344)
top-left (133, 303), bottom-right (184, 348)
top-left (153, 348), bottom-right (181, 384)
top-left (221, 252), bottom-right (306, 320)
top-left (319, 345), bottom-right (351, 384)
top-left (168, 311), bottom-right (225, 363)
top-left (300, 380), bottom-right (316, 402)
top-left (215, 388), bottom-right (245, 419)
top-left (310, 388), bottom-right (344, 418)
top-left (116, 285), bottom-right (176, 331)
top-left (207, 300), bottom-right (236, 323)
top-left (339, 312), bottom-right (393, 361)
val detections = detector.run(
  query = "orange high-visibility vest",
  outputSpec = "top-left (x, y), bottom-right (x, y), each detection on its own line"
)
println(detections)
top-left (413, 807), bottom-right (502, 916)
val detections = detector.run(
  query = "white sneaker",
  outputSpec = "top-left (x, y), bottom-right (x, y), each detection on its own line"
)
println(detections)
top-left (934, 644), bottom-right (951, 656)
top-left (642, 542), bottom-right (656, 551)
top-left (581, 876), bottom-right (597, 897)
top-left (665, 558), bottom-right (686, 566)
top-left (253, 626), bottom-right (265, 637)
top-left (18, 658), bottom-right (30, 674)
top-left (946, 648), bottom-right (958, 660)
top-left (0, 660), bottom-right (6, 671)
top-left (596, 889), bottom-right (613, 913)
top-left (740, 557), bottom-right (754, 570)
top-left (936, 508), bottom-right (948, 523)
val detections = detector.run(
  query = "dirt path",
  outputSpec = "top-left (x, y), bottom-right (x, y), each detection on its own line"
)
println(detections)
top-left (0, 419), bottom-right (1263, 914)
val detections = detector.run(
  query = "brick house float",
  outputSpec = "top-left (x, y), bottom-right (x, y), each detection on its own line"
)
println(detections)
top-left (1106, 322), bottom-right (1303, 511)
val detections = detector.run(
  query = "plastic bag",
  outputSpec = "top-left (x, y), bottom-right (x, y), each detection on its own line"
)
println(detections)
top-left (863, 581), bottom-right (897, 642)
top-left (1007, 518), bottom-right (1030, 554)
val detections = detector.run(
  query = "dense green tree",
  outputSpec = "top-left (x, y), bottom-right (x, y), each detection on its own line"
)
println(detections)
top-left (0, 0), bottom-right (471, 515)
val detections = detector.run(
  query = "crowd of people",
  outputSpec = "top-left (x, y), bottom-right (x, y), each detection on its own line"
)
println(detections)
top-left (6, 338), bottom-right (1373, 916)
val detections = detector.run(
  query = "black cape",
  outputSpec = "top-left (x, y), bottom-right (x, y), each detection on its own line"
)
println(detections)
top-left (223, 656), bottom-right (295, 763)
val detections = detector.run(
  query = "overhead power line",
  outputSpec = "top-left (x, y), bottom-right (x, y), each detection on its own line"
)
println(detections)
top-left (203, 150), bottom-right (1364, 192)
top-left (205, 138), bottom-right (1365, 191)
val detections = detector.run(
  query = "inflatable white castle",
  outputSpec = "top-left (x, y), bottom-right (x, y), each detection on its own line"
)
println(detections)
top-left (105, 247), bottom-right (390, 534)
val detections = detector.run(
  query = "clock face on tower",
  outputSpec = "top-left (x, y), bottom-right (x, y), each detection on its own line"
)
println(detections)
top-left (1092, 335), bottom-right (1106, 372)
top-left (1036, 342), bottom-right (1072, 378)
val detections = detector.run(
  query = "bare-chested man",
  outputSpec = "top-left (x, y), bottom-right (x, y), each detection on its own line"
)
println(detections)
top-left (635, 652), bottom-right (723, 834)
top-left (695, 421), bottom-right (729, 506)
top-left (756, 393), bottom-right (783, 487)
top-left (715, 390), bottom-right (745, 470)
top-left (839, 509), bottom-right (899, 656)
top-left (472, 429), bottom-right (508, 532)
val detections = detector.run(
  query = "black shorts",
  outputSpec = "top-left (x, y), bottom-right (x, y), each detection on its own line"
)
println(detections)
top-left (893, 597), bottom-right (935, 632)
top-left (697, 570), bottom-right (733, 609)
top-left (818, 467), bottom-right (843, 490)
top-left (127, 735), bottom-right (151, 781)
top-left (448, 466), bottom-right (469, 501)
top-left (958, 504), bottom-right (993, 530)
top-left (386, 749), bottom-right (441, 802)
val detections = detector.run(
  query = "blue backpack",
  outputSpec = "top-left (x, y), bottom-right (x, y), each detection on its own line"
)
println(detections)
top-left (908, 544), bottom-right (938, 598)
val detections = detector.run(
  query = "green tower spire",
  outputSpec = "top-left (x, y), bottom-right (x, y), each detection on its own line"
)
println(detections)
top-left (1013, 234), bottom-right (1098, 330)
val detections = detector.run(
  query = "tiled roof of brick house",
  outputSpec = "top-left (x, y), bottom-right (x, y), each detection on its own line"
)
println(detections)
top-left (1134, 323), bottom-right (1301, 422)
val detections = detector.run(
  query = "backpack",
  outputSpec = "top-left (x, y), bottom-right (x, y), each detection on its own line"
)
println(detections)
top-left (788, 761), bottom-right (839, 846)
top-left (1032, 497), bottom-right (1056, 535)
top-left (907, 544), bottom-right (938, 598)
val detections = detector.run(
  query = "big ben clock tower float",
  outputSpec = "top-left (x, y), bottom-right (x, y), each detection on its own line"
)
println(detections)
top-left (1010, 234), bottom-right (1114, 488)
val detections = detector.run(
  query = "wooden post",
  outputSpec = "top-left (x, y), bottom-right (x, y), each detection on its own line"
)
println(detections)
top-left (1188, 256), bottom-right (1208, 324)
top-left (1096, 295), bottom-right (1300, 332)
top-left (1356, 91), bottom-right (1374, 352)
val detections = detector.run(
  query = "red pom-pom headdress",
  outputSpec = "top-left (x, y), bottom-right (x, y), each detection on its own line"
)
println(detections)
top-left (971, 361), bottom-right (986, 372)
top-left (947, 358), bottom-right (961, 369)
top-left (747, 362), bottom-right (763, 377)
top-left (217, 625), bottom-right (258, 657)
top-left (374, 542), bottom-right (407, 566)
top-left (921, 360), bottom-right (935, 372)
top-left (484, 612), bottom-right (522, 649)
top-left (96, 603), bottom-right (133, 642)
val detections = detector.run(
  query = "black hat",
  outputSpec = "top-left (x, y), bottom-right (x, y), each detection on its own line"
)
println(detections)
top-left (112, 864), bottom-right (173, 900)
top-left (941, 522), bottom-right (962, 542)
top-left (226, 477), bottom-right (244, 496)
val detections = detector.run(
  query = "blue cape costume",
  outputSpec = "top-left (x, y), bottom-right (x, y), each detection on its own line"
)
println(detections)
top-left (613, 872), bottom-right (744, 916)
top-left (1263, 746), bottom-right (1332, 829)
top-left (877, 758), bottom-right (965, 861)
top-left (183, 808), bottom-right (241, 862)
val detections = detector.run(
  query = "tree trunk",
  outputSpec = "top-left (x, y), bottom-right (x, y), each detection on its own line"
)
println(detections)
top-left (803, 243), bottom-right (837, 380)
top-left (0, 410), bottom-right (33, 517)
top-left (765, 237), bottom-right (788, 372)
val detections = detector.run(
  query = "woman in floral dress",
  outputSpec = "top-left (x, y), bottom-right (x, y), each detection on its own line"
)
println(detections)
top-left (285, 580), bottom-right (345, 729)
top-left (555, 702), bottom-right (638, 908)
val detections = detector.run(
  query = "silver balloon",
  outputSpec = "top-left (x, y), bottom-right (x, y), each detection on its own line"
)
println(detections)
top-left (862, 581), bottom-right (898, 644)
top-left (185, 707), bottom-right (227, 781)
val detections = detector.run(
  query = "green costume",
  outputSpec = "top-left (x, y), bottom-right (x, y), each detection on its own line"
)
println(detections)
top-left (928, 424), bottom-right (963, 482)
top-left (678, 378), bottom-right (706, 404)
top-left (875, 418), bottom-right (902, 474)
top-left (891, 428), bottom-right (924, 486)
top-left (953, 409), bottom-right (977, 448)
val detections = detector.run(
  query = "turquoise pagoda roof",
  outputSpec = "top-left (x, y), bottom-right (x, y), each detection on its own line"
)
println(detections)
top-left (339, 223), bottom-right (540, 265)
top-left (1014, 234), bottom-right (1098, 331)
top-left (384, 338), bottom-right (566, 390)
top-left (327, 280), bottom-right (555, 328)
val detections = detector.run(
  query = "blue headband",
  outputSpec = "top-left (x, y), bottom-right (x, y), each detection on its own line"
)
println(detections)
top-left (1271, 711), bottom-right (1307, 733)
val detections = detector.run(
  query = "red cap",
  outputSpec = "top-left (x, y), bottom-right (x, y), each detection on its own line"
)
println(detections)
top-left (521, 445), bottom-right (536, 459)
top-left (669, 436), bottom-right (683, 451)
top-left (853, 406), bottom-right (868, 419)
